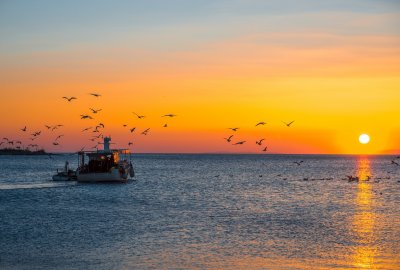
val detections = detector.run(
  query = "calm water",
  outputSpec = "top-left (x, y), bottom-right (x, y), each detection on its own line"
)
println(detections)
top-left (0, 154), bottom-right (399, 270)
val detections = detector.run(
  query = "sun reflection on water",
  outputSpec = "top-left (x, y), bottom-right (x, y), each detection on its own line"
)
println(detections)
top-left (352, 157), bottom-right (377, 269)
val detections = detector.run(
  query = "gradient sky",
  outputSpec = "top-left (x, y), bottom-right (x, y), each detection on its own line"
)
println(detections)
top-left (1, 0), bottom-right (399, 154)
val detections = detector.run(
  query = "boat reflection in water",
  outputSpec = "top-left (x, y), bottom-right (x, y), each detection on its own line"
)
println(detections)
top-left (351, 157), bottom-right (377, 269)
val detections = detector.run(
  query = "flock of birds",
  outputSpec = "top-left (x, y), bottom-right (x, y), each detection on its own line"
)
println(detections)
top-left (223, 120), bottom-right (295, 152)
top-left (2, 90), bottom-right (299, 153)
top-left (1, 92), bottom-right (181, 152)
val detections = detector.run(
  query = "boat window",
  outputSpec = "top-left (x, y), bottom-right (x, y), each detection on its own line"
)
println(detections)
top-left (113, 152), bottom-right (119, 163)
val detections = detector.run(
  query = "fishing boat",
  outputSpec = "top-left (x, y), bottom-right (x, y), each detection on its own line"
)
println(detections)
top-left (76, 137), bottom-right (134, 183)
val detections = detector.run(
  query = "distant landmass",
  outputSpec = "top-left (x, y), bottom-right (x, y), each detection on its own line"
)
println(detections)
top-left (0, 148), bottom-right (48, 155)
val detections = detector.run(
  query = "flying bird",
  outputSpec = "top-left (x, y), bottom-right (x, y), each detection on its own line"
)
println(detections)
top-left (82, 127), bottom-right (92, 132)
top-left (162, 114), bottom-right (177, 117)
top-left (133, 112), bottom-right (145, 119)
top-left (130, 127), bottom-right (136, 133)
top-left (228, 128), bottom-right (239, 132)
top-left (45, 125), bottom-right (52, 130)
top-left (256, 139), bottom-right (265, 145)
top-left (262, 146), bottom-right (268, 152)
top-left (2, 137), bottom-right (9, 141)
top-left (282, 120), bottom-right (295, 127)
top-left (62, 96), bottom-right (77, 102)
top-left (55, 135), bottom-right (64, 141)
top-left (233, 141), bottom-right (246, 145)
top-left (255, 122), bottom-right (266, 126)
top-left (80, 115), bottom-right (93, 119)
top-left (21, 126), bottom-right (27, 132)
top-left (391, 160), bottom-right (399, 166)
top-left (31, 131), bottom-right (41, 137)
top-left (90, 108), bottom-right (102, 114)
top-left (89, 93), bottom-right (101, 97)
top-left (52, 142), bottom-right (60, 146)
top-left (163, 123), bottom-right (168, 128)
top-left (141, 128), bottom-right (150, 135)
top-left (128, 142), bottom-right (133, 146)
top-left (122, 124), bottom-right (127, 127)
top-left (224, 135), bottom-right (234, 143)
top-left (294, 161), bottom-right (304, 166)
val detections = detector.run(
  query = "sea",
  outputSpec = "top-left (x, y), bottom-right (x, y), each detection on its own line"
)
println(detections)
top-left (0, 154), bottom-right (399, 270)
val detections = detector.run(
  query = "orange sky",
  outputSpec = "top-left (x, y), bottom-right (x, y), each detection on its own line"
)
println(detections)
top-left (1, 1), bottom-right (399, 154)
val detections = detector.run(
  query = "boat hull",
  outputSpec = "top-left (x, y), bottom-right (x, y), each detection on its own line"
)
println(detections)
top-left (76, 168), bottom-right (129, 183)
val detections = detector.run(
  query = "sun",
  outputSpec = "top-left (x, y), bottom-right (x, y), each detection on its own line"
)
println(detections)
top-left (359, 134), bottom-right (370, 144)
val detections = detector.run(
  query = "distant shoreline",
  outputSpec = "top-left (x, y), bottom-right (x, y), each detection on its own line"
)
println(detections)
top-left (0, 148), bottom-right (50, 155)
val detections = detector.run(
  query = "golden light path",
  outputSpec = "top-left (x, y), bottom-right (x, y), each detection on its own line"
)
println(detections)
top-left (352, 157), bottom-right (377, 269)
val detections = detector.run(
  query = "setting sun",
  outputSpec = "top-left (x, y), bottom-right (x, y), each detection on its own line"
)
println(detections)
top-left (359, 134), bottom-right (370, 144)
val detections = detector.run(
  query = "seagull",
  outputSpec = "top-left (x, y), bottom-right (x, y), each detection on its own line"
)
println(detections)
top-left (224, 135), bottom-right (234, 143)
top-left (8, 141), bottom-right (14, 145)
top-left (262, 146), bottom-right (268, 152)
top-left (228, 128), bottom-right (239, 132)
top-left (15, 141), bottom-right (22, 144)
top-left (80, 114), bottom-right (93, 119)
top-left (141, 128), bottom-right (150, 135)
top-left (55, 135), bottom-right (64, 141)
top-left (163, 123), bottom-right (168, 128)
top-left (90, 108), bottom-right (102, 114)
top-left (21, 126), bottom-right (27, 132)
top-left (391, 160), bottom-right (399, 166)
top-left (97, 123), bottom-right (105, 128)
top-left (233, 141), bottom-right (246, 145)
top-left (282, 120), bottom-right (295, 127)
top-left (162, 114), bottom-right (177, 117)
top-left (130, 127), bottom-right (136, 133)
top-left (52, 142), bottom-right (59, 146)
top-left (255, 122), bottom-right (266, 126)
top-left (89, 93), bottom-right (101, 97)
top-left (62, 96), bottom-right (77, 102)
top-left (45, 125), bottom-right (52, 130)
top-left (133, 112), bottom-right (145, 119)
top-left (128, 142), bottom-right (133, 146)
top-left (256, 139), bottom-right (265, 145)
top-left (82, 127), bottom-right (92, 132)
top-left (122, 124), bottom-right (127, 127)
top-left (294, 161), bottom-right (304, 166)
top-left (2, 137), bottom-right (9, 141)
